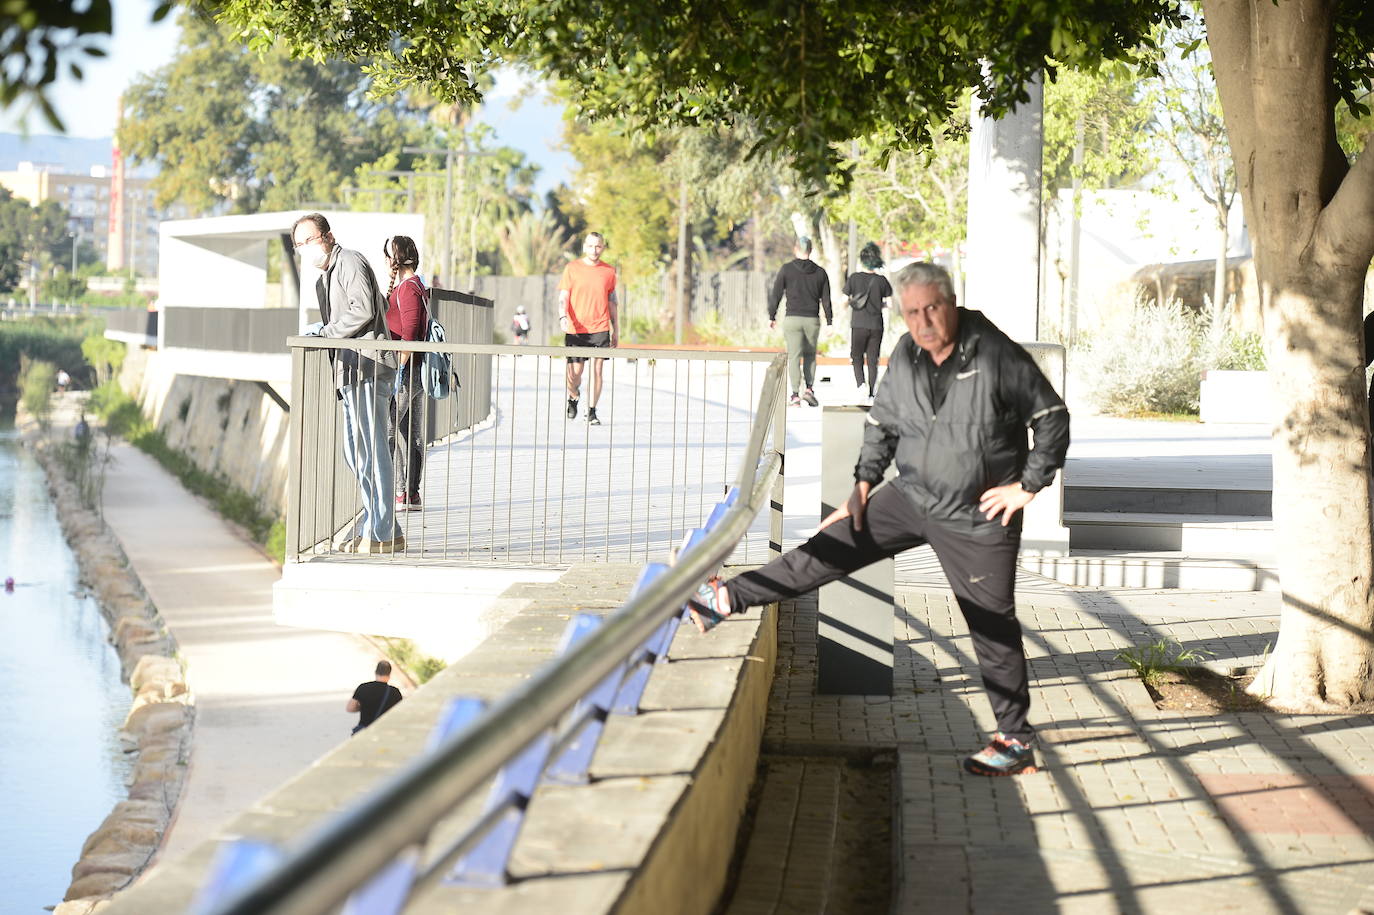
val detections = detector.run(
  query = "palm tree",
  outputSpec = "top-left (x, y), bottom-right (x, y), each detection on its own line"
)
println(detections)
top-left (496, 210), bottom-right (572, 276)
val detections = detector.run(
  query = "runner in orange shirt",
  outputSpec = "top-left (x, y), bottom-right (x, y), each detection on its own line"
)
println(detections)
top-left (558, 231), bottom-right (620, 425)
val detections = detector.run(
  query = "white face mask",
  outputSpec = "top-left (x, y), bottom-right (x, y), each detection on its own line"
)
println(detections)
top-left (303, 242), bottom-right (330, 270)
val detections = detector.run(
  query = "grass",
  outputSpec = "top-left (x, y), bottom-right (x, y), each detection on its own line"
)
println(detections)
top-left (87, 381), bottom-right (287, 564)
top-left (1121, 411), bottom-right (1201, 422)
top-left (375, 636), bottom-right (448, 684)
top-left (1116, 638), bottom-right (1214, 687)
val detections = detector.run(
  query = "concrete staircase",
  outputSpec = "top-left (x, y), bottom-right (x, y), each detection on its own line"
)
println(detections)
top-left (1022, 482), bottom-right (1279, 591)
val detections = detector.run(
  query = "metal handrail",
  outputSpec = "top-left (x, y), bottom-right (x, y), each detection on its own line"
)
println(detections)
top-left (209, 352), bottom-right (787, 915)
top-left (288, 335), bottom-right (783, 361)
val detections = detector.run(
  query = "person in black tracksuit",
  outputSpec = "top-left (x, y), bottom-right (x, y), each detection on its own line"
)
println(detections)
top-left (768, 237), bottom-right (833, 406)
top-left (843, 242), bottom-right (893, 399)
top-left (696, 261), bottom-right (1070, 776)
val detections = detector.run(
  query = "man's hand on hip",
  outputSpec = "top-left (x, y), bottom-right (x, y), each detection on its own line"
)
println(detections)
top-left (820, 481), bottom-right (871, 532)
top-left (979, 483), bottom-right (1035, 526)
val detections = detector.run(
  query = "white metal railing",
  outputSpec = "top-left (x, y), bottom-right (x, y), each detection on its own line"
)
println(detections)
top-left (193, 353), bottom-right (788, 915)
top-left (285, 338), bottom-right (785, 567)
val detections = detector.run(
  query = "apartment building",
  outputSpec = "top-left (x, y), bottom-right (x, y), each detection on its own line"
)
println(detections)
top-left (0, 161), bottom-right (193, 276)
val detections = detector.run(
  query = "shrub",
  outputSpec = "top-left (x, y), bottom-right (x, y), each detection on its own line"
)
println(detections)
top-left (81, 334), bottom-right (126, 386)
top-left (0, 315), bottom-right (101, 391)
top-left (18, 358), bottom-right (56, 422)
top-left (43, 271), bottom-right (88, 303)
top-left (1076, 297), bottom-right (1266, 416)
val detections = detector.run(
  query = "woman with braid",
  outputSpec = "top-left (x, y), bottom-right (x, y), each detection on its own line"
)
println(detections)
top-left (384, 235), bottom-right (429, 511)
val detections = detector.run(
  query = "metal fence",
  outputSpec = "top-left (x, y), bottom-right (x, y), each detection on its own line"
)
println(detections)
top-left (102, 307), bottom-right (159, 339)
top-left (472, 270), bottom-right (774, 347)
top-left (284, 335), bottom-right (784, 568)
top-left (155, 288), bottom-right (493, 357)
top-left (162, 306), bottom-right (303, 352)
top-left (198, 354), bottom-right (787, 915)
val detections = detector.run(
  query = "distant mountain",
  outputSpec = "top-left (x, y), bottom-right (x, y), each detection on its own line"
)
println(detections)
top-left (0, 133), bottom-right (112, 175)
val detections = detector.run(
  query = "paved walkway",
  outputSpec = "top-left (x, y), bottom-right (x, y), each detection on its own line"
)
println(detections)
top-left (725, 568), bottom-right (1374, 913)
top-left (91, 420), bottom-right (385, 863)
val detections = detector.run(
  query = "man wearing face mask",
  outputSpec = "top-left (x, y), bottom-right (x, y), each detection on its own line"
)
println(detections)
top-left (293, 213), bottom-right (403, 554)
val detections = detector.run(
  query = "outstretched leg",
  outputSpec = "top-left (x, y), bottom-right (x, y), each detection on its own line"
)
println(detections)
top-left (725, 484), bottom-right (927, 609)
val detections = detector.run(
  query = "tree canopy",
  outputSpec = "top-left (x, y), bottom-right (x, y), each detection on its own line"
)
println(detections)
top-left (120, 12), bottom-right (431, 213)
top-left (218, 0), bottom-right (1195, 186)
top-left (0, 187), bottom-right (71, 293)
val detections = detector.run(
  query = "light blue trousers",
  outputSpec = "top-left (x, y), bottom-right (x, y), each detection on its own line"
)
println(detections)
top-left (340, 379), bottom-right (399, 542)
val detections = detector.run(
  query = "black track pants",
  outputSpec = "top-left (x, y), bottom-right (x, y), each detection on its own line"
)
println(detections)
top-left (724, 483), bottom-right (1032, 741)
top-left (851, 326), bottom-right (881, 393)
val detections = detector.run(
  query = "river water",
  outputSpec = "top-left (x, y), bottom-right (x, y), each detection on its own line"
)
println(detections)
top-left (0, 425), bottom-right (133, 913)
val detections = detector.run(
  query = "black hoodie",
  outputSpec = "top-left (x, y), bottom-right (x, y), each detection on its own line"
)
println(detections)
top-left (768, 258), bottom-right (833, 322)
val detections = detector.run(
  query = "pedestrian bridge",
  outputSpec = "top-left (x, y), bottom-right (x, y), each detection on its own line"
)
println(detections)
top-left (96, 327), bottom-right (1280, 914)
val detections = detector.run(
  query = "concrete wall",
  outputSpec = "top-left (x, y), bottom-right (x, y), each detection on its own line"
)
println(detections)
top-left (102, 564), bottom-right (779, 914)
top-left (120, 347), bottom-right (290, 518)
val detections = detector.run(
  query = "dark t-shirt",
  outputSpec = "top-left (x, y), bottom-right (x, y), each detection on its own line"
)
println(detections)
top-left (843, 272), bottom-right (892, 331)
top-left (352, 680), bottom-right (403, 729)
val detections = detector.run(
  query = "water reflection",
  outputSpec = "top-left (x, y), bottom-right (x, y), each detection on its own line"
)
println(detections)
top-left (0, 426), bottom-right (133, 912)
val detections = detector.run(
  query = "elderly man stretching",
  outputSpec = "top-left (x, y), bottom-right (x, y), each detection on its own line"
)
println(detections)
top-left (294, 213), bottom-right (403, 554)
top-left (691, 261), bottom-right (1069, 776)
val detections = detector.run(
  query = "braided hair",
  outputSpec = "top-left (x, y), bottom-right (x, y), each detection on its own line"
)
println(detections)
top-left (383, 235), bottom-right (421, 297)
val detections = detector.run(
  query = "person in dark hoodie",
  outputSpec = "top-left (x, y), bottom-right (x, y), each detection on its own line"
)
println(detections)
top-left (691, 261), bottom-right (1070, 777)
top-left (768, 237), bottom-right (833, 406)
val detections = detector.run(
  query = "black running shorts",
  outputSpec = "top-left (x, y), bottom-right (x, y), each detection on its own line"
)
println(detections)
top-left (565, 331), bottom-right (612, 363)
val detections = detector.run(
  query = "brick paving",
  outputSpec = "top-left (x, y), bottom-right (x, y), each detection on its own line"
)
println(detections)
top-left (730, 569), bottom-right (1374, 914)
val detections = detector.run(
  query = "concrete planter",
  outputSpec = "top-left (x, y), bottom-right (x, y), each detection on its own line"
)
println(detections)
top-left (1200, 369), bottom-right (1271, 424)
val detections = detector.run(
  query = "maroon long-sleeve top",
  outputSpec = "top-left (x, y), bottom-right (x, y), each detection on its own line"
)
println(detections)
top-left (386, 275), bottom-right (428, 341)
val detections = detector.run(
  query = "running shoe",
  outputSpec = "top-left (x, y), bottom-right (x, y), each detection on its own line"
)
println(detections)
top-left (686, 576), bottom-right (732, 633)
top-left (789, 393), bottom-right (802, 407)
top-left (963, 733), bottom-right (1038, 776)
top-left (566, 397), bottom-right (579, 420)
top-left (802, 388), bottom-right (819, 407)
top-left (587, 406), bottom-right (601, 425)
top-left (396, 495), bottom-right (422, 512)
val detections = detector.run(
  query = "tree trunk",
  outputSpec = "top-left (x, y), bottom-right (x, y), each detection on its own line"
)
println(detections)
top-left (815, 216), bottom-right (843, 315)
top-left (1213, 202), bottom-right (1229, 312)
top-left (675, 176), bottom-right (689, 345)
top-left (1204, 0), bottom-right (1374, 708)
top-left (751, 196), bottom-right (765, 272)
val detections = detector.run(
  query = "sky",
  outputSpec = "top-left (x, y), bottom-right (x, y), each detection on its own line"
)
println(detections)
top-left (0, 0), bottom-right (573, 193)
top-left (0, 0), bottom-right (180, 137)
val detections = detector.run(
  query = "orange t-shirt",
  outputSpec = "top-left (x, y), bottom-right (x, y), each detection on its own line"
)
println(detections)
top-left (558, 259), bottom-right (617, 333)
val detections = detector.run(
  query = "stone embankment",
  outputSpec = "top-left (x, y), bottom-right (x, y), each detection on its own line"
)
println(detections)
top-left (18, 401), bottom-right (193, 915)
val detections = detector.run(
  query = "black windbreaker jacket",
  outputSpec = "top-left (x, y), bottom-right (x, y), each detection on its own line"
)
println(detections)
top-left (854, 308), bottom-right (1069, 534)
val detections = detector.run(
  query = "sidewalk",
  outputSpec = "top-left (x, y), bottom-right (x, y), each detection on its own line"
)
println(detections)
top-left (95, 435), bottom-right (384, 862)
top-left (732, 575), bottom-right (1374, 913)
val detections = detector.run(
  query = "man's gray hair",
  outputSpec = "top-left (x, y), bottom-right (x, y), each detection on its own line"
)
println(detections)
top-left (891, 261), bottom-right (956, 304)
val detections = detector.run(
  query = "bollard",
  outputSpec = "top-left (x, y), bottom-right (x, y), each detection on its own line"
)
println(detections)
top-left (816, 406), bottom-right (894, 695)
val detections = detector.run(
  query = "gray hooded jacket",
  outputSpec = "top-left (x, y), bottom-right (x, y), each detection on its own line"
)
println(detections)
top-left (855, 308), bottom-right (1069, 535)
top-left (315, 246), bottom-right (397, 389)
